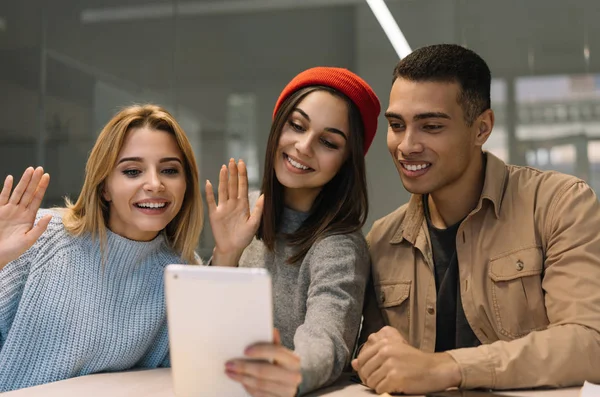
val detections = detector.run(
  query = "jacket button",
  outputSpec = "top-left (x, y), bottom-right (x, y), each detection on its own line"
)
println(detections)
top-left (380, 292), bottom-right (386, 303)
top-left (427, 305), bottom-right (435, 315)
top-left (516, 260), bottom-right (524, 271)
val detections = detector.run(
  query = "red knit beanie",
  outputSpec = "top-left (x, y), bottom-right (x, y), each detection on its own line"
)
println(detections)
top-left (273, 67), bottom-right (381, 155)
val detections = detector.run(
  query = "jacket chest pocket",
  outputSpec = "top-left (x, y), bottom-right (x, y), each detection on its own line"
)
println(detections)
top-left (375, 281), bottom-right (411, 339)
top-left (488, 247), bottom-right (549, 339)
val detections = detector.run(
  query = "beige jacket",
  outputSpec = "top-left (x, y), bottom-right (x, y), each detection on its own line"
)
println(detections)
top-left (361, 152), bottom-right (600, 389)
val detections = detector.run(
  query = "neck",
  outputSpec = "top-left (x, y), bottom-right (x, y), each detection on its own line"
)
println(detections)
top-left (428, 151), bottom-right (486, 228)
top-left (283, 188), bottom-right (320, 212)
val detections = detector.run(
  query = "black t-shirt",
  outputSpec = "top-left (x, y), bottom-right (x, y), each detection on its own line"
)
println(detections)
top-left (423, 196), bottom-right (481, 352)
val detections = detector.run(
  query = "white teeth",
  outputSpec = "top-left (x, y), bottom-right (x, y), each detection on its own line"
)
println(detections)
top-left (287, 156), bottom-right (310, 170)
top-left (137, 202), bottom-right (166, 208)
top-left (403, 163), bottom-right (430, 171)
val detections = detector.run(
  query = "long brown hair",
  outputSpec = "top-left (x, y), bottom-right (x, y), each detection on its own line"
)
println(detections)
top-left (257, 86), bottom-right (368, 264)
top-left (62, 104), bottom-right (203, 264)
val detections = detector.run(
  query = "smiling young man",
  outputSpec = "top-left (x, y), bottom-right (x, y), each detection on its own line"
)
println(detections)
top-left (352, 44), bottom-right (600, 394)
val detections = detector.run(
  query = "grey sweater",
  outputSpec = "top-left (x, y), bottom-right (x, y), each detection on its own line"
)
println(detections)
top-left (239, 193), bottom-right (370, 395)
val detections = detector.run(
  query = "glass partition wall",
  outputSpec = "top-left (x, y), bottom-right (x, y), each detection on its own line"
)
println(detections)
top-left (1, 0), bottom-right (598, 257)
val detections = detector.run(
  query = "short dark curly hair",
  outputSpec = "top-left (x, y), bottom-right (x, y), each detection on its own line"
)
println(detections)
top-left (392, 44), bottom-right (491, 126)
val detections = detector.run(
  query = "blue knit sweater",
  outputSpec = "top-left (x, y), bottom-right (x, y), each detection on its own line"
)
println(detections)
top-left (0, 209), bottom-right (183, 392)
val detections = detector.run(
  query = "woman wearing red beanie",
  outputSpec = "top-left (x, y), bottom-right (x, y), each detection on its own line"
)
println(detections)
top-left (206, 67), bottom-right (380, 396)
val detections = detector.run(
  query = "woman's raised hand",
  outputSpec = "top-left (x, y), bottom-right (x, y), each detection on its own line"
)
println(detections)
top-left (206, 159), bottom-right (264, 267)
top-left (0, 167), bottom-right (52, 270)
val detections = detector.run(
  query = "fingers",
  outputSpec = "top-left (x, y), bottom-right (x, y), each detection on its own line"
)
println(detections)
top-left (228, 159), bottom-right (239, 201)
top-left (367, 365), bottom-right (390, 394)
top-left (351, 358), bottom-right (367, 385)
top-left (205, 180), bottom-right (217, 214)
top-left (238, 159), bottom-right (249, 199)
top-left (26, 214), bottom-right (52, 244)
top-left (26, 172), bottom-right (49, 211)
top-left (244, 343), bottom-right (301, 371)
top-left (273, 328), bottom-right (281, 345)
top-left (363, 329), bottom-right (383, 350)
top-left (354, 337), bottom-right (389, 385)
top-left (358, 335), bottom-right (386, 367)
top-left (19, 167), bottom-right (45, 208)
top-left (373, 371), bottom-right (397, 395)
top-left (226, 359), bottom-right (301, 387)
top-left (226, 341), bottom-right (302, 397)
top-left (379, 326), bottom-right (405, 341)
top-left (211, 159), bottom-right (251, 211)
top-left (249, 194), bottom-right (264, 231)
top-left (226, 368), bottom-right (296, 397)
top-left (8, 167), bottom-right (34, 205)
top-left (0, 175), bottom-right (13, 206)
top-left (241, 385), bottom-right (278, 397)
top-left (360, 352), bottom-right (388, 392)
top-left (218, 164), bottom-right (228, 205)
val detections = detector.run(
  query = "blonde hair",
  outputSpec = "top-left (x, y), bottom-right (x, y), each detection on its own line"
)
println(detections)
top-left (63, 104), bottom-right (203, 264)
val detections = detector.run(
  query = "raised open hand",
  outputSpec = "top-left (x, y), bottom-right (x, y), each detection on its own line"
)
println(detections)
top-left (206, 159), bottom-right (264, 267)
top-left (0, 167), bottom-right (52, 270)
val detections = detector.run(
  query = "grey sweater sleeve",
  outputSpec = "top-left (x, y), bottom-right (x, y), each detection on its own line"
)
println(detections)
top-left (293, 232), bottom-right (370, 395)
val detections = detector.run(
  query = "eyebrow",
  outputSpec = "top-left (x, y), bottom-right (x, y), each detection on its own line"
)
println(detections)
top-left (293, 108), bottom-right (348, 140)
top-left (385, 111), bottom-right (451, 121)
top-left (117, 157), bottom-right (183, 165)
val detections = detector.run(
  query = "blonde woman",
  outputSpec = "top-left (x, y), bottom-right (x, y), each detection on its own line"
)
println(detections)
top-left (0, 104), bottom-right (203, 392)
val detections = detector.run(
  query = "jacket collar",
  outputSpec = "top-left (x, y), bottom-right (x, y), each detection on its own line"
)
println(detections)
top-left (390, 151), bottom-right (508, 245)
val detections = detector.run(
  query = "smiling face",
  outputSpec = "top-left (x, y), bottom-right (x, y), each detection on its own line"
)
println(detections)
top-left (273, 90), bottom-right (350, 210)
top-left (102, 126), bottom-right (187, 241)
top-left (386, 78), bottom-right (490, 197)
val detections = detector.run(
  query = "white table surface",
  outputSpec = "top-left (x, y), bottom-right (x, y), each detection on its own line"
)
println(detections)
top-left (2, 368), bottom-right (581, 397)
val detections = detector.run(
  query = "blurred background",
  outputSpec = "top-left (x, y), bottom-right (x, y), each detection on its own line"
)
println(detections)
top-left (1, 0), bottom-right (599, 257)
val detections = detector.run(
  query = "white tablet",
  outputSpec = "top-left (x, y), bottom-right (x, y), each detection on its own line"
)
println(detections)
top-left (165, 265), bottom-right (273, 397)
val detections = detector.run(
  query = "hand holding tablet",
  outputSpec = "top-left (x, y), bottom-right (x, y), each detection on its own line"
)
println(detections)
top-left (224, 328), bottom-right (302, 397)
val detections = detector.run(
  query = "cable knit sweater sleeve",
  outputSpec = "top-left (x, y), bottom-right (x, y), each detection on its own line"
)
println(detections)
top-left (293, 232), bottom-right (370, 395)
top-left (0, 208), bottom-right (183, 392)
top-left (0, 210), bottom-right (57, 347)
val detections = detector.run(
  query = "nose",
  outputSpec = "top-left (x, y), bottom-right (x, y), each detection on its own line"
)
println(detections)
top-left (143, 170), bottom-right (165, 192)
top-left (397, 129), bottom-right (424, 157)
top-left (295, 132), bottom-right (315, 157)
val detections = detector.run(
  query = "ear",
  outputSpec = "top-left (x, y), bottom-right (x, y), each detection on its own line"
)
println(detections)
top-left (474, 109), bottom-right (494, 147)
top-left (102, 186), bottom-right (111, 202)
